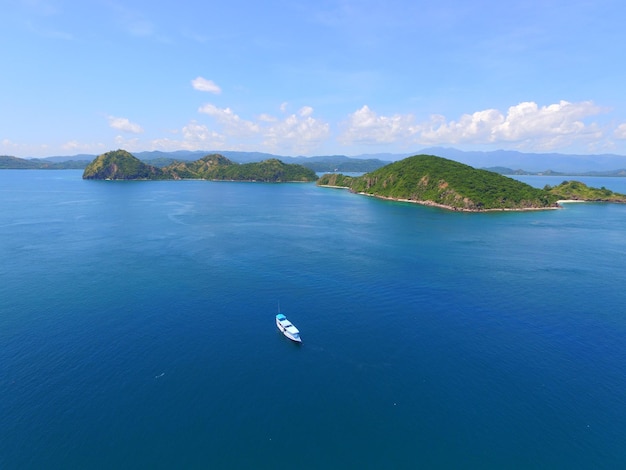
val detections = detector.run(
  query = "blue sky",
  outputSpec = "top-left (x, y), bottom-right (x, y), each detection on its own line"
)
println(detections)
top-left (2, 0), bottom-right (626, 158)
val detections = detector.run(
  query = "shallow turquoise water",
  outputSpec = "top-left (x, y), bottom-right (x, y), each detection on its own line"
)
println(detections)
top-left (1, 171), bottom-right (626, 468)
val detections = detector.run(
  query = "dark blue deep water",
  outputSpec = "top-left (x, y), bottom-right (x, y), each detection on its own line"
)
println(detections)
top-left (2, 170), bottom-right (626, 469)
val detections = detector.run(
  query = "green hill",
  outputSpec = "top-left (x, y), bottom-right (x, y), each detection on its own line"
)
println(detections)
top-left (207, 158), bottom-right (317, 182)
top-left (547, 180), bottom-right (626, 202)
top-left (164, 154), bottom-right (234, 179)
top-left (162, 155), bottom-right (316, 181)
top-left (83, 150), bottom-right (164, 180)
top-left (82, 150), bottom-right (317, 182)
top-left (317, 154), bottom-right (559, 211)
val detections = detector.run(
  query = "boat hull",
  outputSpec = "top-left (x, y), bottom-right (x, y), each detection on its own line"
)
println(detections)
top-left (276, 314), bottom-right (302, 343)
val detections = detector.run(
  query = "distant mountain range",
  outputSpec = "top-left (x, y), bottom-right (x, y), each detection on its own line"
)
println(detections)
top-left (3, 147), bottom-right (626, 175)
top-left (418, 147), bottom-right (626, 174)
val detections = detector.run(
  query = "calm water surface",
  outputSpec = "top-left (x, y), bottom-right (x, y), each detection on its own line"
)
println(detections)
top-left (1, 171), bottom-right (625, 469)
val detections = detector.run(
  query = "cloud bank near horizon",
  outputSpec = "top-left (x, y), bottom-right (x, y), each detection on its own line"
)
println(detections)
top-left (98, 80), bottom-right (625, 157)
top-left (3, 76), bottom-right (625, 158)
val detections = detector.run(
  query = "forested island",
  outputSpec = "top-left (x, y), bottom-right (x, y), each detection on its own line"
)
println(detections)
top-left (317, 155), bottom-right (626, 211)
top-left (82, 150), bottom-right (317, 182)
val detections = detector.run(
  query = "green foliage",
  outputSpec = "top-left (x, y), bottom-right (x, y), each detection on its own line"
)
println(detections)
top-left (547, 180), bottom-right (626, 202)
top-left (318, 154), bottom-right (560, 211)
top-left (219, 158), bottom-right (317, 182)
top-left (163, 154), bottom-right (233, 179)
top-left (82, 150), bottom-right (317, 182)
top-left (317, 173), bottom-right (356, 187)
top-left (83, 150), bottom-right (164, 180)
top-left (163, 155), bottom-right (316, 182)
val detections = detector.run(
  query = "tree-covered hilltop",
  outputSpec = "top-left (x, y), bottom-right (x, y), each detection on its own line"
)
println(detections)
top-left (164, 154), bottom-right (234, 179)
top-left (208, 158), bottom-right (318, 182)
top-left (163, 155), bottom-right (317, 181)
top-left (83, 150), bottom-right (164, 180)
top-left (547, 180), bottom-right (626, 202)
top-left (317, 154), bottom-right (560, 211)
top-left (82, 150), bottom-right (317, 182)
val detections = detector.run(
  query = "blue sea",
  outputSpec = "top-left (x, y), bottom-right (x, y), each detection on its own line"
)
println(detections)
top-left (2, 170), bottom-right (626, 469)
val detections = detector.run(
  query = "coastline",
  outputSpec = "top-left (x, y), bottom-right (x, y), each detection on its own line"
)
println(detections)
top-left (317, 184), bottom-right (560, 212)
top-left (352, 190), bottom-right (560, 212)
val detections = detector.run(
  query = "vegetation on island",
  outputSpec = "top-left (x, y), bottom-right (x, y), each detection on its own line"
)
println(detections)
top-left (546, 180), bottom-right (626, 202)
top-left (165, 154), bottom-right (317, 181)
top-left (318, 154), bottom-right (560, 211)
top-left (82, 150), bottom-right (317, 182)
top-left (83, 150), bottom-right (165, 180)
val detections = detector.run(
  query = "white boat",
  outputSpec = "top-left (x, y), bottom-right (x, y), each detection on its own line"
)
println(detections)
top-left (276, 313), bottom-right (302, 343)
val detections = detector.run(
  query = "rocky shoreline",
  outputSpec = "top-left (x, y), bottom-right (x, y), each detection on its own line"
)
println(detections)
top-left (357, 192), bottom-right (561, 212)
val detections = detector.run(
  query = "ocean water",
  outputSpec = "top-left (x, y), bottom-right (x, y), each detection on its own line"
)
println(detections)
top-left (1, 170), bottom-right (626, 469)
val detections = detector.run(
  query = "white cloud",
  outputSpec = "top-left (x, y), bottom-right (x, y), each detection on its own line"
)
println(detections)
top-left (181, 121), bottom-right (225, 144)
top-left (198, 103), bottom-right (260, 136)
top-left (264, 107), bottom-right (330, 154)
top-left (419, 100), bottom-right (605, 150)
top-left (420, 109), bottom-right (503, 144)
top-left (299, 106), bottom-right (314, 117)
top-left (339, 101), bottom-right (608, 152)
top-left (193, 103), bottom-right (329, 154)
top-left (614, 123), bottom-right (626, 140)
top-left (499, 100), bottom-right (602, 142)
top-left (258, 113), bottom-right (278, 123)
top-left (107, 116), bottom-right (144, 134)
top-left (1, 138), bottom-right (16, 150)
top-left (148, 121), bottom-right (226, 151)
top-left (61, 140), bottom-right (84, 151)
top-left (114, 135), bottom-right (140, 149)
top-left (192, 77), bottom-right (222, 94)
top-left (338, 105), bottom-right (416, 145)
